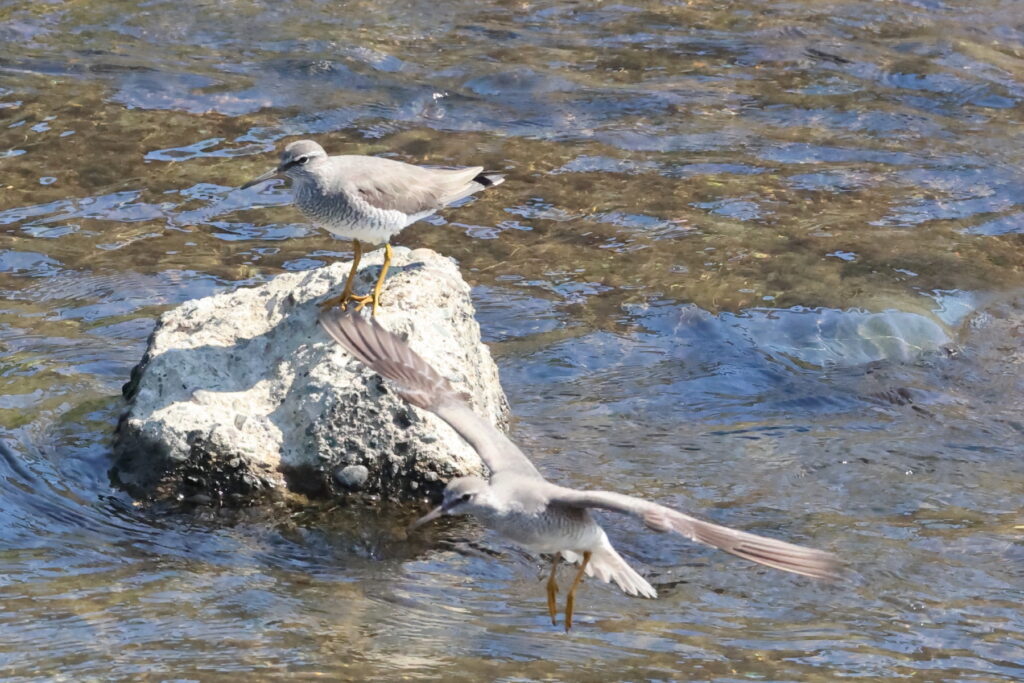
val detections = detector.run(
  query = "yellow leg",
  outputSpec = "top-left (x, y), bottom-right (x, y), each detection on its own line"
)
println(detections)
top-left (320, 240), bottom-right (371, 311)
top-left (355, 242), bottom-right (392, 316)
top-left (546, 554), bottom-right (560, 626)
top-left (564, 551), bottom-right (591, 632)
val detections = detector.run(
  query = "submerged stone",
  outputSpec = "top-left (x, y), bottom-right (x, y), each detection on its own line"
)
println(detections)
top-left (112, 247), bottom-right (507, 505)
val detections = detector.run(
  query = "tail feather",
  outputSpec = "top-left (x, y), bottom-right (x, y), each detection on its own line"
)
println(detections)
top-left (563, 544), bottom-right (657, 599)
top-left (440, 170), bottom-right (504, 205)
top-left (472, 172), bottom-right (504, 188)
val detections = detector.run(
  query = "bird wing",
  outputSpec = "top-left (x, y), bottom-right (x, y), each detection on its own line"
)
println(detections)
top-left (336, 156), bottom-right (498, 216)
top-left (318, 309), bottom-right (543, 479)
top-left (544, 485), bottom-right (839, 580)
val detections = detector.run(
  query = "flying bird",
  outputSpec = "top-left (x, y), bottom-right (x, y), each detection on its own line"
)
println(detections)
top-left (319, 309), bottom-right (839, 630)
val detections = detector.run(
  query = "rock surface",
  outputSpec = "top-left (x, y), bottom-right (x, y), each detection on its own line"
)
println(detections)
top-left (113, 247), bottom-right (508, 505)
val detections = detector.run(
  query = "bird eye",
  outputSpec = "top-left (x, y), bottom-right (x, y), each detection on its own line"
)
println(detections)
top-left (460, 493), bottom-right (472, 502)
top-left (295, 156), bottom-right (309, 165)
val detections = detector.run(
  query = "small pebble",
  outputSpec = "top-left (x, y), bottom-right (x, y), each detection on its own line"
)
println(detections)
top-left (334, 464), bottom-right (370, 490)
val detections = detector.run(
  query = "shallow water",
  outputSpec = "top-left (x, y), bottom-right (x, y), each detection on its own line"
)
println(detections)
top-left (2, 0), bottom-right (1024, 679)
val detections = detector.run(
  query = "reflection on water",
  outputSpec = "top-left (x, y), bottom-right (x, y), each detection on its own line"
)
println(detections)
top-left (2, 0), bottom-right (1024, 678)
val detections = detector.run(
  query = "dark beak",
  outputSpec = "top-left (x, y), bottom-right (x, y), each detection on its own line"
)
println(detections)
top-left (240, 166), bottom-right (283, 190)
top-left (407, 504), bottom-right (445, 531)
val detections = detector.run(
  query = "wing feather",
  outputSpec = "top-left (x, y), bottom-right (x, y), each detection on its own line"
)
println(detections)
top-left (320, 310), bottom-right (837, 581)
top-left (319, 310), bottom-right (541, 478)
top-left (547, 487), bottom-right (839, 580)
top-left (336, 156), bottom-right (503, 215)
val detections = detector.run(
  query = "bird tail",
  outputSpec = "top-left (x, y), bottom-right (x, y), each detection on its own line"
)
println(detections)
top-left (436, 167), bottom-right (504, 205)
top-left (472, 171), bottom-right (504, 188)
top-left (563, 537), bottom-right (657, 599)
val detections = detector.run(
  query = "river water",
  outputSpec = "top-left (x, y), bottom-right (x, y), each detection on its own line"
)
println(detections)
top-left (2, 0), bottom-right (1023, 679)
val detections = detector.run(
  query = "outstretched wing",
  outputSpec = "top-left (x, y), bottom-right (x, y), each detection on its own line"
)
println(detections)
top-left (319, 309), bottom-right (542, 479)
top-left (546, 486), bottom-right (839, 580)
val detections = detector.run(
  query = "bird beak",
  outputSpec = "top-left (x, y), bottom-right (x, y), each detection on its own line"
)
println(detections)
top-left (408, 504), bottom-right (445, 531)
top-left (240, 166), bottom-right (283, 190)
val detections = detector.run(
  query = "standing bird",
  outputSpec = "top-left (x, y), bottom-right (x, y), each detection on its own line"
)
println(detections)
top-left (241, 140), bottom-right (504, 315)
top-left (319, 309), bottom-right (839, 630)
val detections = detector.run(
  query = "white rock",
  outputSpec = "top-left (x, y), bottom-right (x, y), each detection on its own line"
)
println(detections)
top-left (113, 247), bottom-right (507, 505)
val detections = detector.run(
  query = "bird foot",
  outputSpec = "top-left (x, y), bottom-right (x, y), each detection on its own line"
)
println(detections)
top-left (319, 291), bottom-right (373, 313)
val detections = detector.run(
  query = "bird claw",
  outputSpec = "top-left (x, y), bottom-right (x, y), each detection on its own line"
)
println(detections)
top-left (319, 242), bottom-right (388, 317)
top-left (350, 295), bottom-right (376, 314)
top-left (319, 292), bottom-right (372, 312)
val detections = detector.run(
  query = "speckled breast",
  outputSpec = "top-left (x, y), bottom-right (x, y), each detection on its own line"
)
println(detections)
top-left (294, 184), bottom-right (417, 245)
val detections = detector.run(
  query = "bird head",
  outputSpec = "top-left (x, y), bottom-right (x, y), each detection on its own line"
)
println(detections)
top-left (408, 476), bottom-right (491, 530)
top-left (240, 139), bottom-right (328, 189)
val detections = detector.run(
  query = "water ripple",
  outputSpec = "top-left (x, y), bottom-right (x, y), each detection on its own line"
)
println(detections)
top-left (2, 0), bottom-right (1024, 677)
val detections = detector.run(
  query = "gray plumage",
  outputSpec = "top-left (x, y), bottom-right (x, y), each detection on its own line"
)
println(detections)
top-left (242, 139), bottom-right (504, 245)
top-left (319, 310), bottom-right (840, 612)
top-left (241, 139), bottom-right (504, 315)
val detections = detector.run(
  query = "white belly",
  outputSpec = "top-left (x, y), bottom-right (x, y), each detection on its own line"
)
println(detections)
top-left (323, 221), bottom-right (401, 245)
